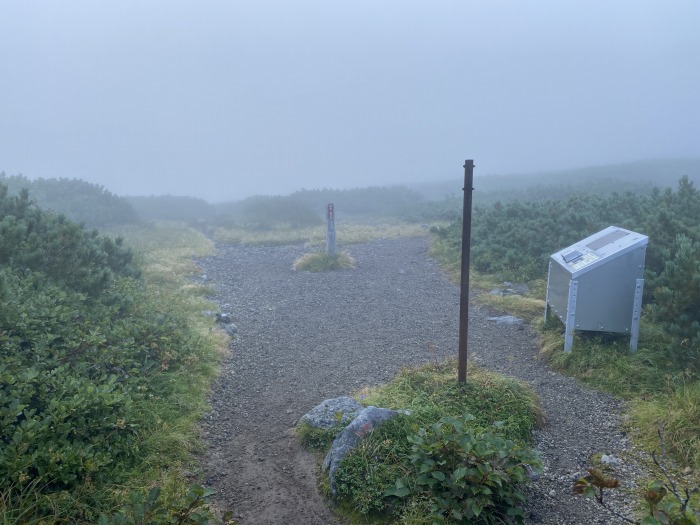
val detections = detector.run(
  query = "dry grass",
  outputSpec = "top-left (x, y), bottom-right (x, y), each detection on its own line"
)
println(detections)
top-left (293, 251), bottom-right (356, 272)
top-left (214, 222), bottom-right (429, 246)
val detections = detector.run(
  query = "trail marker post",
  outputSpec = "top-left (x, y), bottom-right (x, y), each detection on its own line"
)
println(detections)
top-left (326, 203), bottom-right (336, 256)
top-left (458, 160), bottom-right (474, 384)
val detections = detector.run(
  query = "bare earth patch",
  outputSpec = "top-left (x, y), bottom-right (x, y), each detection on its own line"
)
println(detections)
top-left (197, 236), bottom-right (648, 525)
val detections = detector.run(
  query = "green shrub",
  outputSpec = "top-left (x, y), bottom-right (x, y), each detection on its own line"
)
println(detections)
top-left (98, 485), bottom-right (231, 525)
top-left (127, 195), bottom-right (216, 223)
top-left (215, 195), bottom-right (322, 230)
top-left (384, 414), bottom-right (540, 525)
top-left (0, 184), bottom-right (222, 521)
top-left (0, 184), bottom-right (139, 297)
top-left (431, 176), bottom-right (700, 371)
top-left (1, 174), bottom-right (139, 228)
top-left (649, 234), bottom-right (700, 371)
top-left (326, 363), bottom-right (542, 523)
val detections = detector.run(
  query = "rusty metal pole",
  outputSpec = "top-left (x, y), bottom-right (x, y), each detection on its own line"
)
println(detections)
top-left (458, 160), bottom-right (474, 384)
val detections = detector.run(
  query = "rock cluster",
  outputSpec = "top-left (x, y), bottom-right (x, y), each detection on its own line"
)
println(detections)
top-left (300, 397), bottom-right (409, 495)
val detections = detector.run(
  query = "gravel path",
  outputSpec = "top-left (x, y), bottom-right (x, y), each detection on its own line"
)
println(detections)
top-left (198, 236), bottom-right (647, 524)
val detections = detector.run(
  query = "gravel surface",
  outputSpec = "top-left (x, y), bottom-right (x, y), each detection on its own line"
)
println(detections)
top-left (197, 236), bottom-right (649, 524)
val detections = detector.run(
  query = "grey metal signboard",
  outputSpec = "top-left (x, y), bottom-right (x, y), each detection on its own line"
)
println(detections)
top-left (545, 226), bottom-right (648, 352)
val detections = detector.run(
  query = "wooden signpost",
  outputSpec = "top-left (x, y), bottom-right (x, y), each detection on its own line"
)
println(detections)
top-left (326, 203), bottom-right (336, 256)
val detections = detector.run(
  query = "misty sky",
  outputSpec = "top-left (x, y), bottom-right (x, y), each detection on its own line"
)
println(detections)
top-left (1, 1), bottom-right (698, 202)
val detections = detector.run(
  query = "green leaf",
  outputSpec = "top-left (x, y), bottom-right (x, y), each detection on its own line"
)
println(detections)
top-left (453, 466), bottom-right (468, 481)
top-left (383, 486), bottom-right (411, 498)
top-left (432, 471), bottom-right (446, 481)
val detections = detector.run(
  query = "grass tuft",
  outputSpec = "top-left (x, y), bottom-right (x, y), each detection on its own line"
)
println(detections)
top-left (319, 360), bottom-right (542, 523)
top-left (293, 251), bottom-right (356, 272)
top-left (357, 359), bottom-right (543, 441)
top-left (296, 422), bottom-right (345, 451)
top-left (630, 378), bottom-right (700, 468)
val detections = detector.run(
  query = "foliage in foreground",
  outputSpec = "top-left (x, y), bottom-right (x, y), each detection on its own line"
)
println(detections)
top-left (0, 185), bottom-right (224, 522)
top-left (318, 362), bottom-right (542, 524)
top-left (384, 414), bottom-right (538, 524)
top-left (98, 485), bottom-right (232, 525)
top-left (574, 428), bottom-right (699, 525)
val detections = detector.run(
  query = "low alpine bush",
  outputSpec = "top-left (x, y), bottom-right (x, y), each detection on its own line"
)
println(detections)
top-left (385, 414), bottom-right (540, 524)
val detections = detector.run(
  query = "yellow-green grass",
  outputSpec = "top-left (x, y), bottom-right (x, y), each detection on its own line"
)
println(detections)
top-left (213, 222), bottom-right (429, 246)
top-left (483, 286), bottom-right (700, 473)
top-left (356, 359), bottom-right (544, 440)
top-left (630, 378), bottom-right (700, 469)
top-left (100, 223), bottom-right (229, 508)
top-left (293, 251), bottom-right (356, 272)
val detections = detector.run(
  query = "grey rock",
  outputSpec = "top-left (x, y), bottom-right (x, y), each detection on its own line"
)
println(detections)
top-left (487, 315), bottom-right (524, 326)
top-left (220, 323), bottom-right (238, 336)
top-left (323, 406), bottom-right (408, 495)
top-left (600, 454), bottom-right (623, 466)
top-left (216, 312), bottom-right (234, 324)
top-left (525, 464), bottom-right (542, 480)
top-left (298, 396), bottom-right (364, 430)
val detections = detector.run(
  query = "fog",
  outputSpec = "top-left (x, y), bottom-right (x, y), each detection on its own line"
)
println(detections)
top-left (1, 1), bottom-right (698, 202)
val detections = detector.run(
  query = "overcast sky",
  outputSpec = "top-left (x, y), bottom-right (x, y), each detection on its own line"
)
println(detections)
top-left (1, 1), bottom-right (698, 202)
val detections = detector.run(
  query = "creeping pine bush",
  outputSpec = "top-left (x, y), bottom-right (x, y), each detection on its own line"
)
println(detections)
top-left (385, 414), bottom-right (540, 525)
top-left (0, 182), bottom-right (215, 521)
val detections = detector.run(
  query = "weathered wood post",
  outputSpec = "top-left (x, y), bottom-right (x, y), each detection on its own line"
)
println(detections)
top-left (326, 203), bottom-right (336, 256)
top-left (458, 160), bottom-right (474, 384)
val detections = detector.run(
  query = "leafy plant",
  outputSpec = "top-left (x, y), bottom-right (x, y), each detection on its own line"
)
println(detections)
top-left (320, 363), bottom-right (541, 523)
top-left (573, 427), bottom-right (699, 524)
top-left (98, 485), bottom-right (233, 525)
top-left (384, 414), bottom-right (540, 524)
top-left (0, 186), bottom-right (225, 522)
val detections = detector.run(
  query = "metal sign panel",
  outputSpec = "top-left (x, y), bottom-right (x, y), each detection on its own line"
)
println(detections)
top-left (545, 226), bottom-right (648, 352)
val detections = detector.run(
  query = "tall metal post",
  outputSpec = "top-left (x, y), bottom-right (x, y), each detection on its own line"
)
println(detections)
top-left (458, 160), bottom-right (474, 383)
top-left (326, 203), bottom-right (336, 256)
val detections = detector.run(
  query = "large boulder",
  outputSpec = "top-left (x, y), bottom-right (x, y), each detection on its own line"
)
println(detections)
top-left (298, 396), bottom-right (364, 429)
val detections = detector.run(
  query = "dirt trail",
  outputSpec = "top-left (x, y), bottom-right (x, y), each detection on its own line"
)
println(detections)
top-left (198, 236), bottom-right (644, 524)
